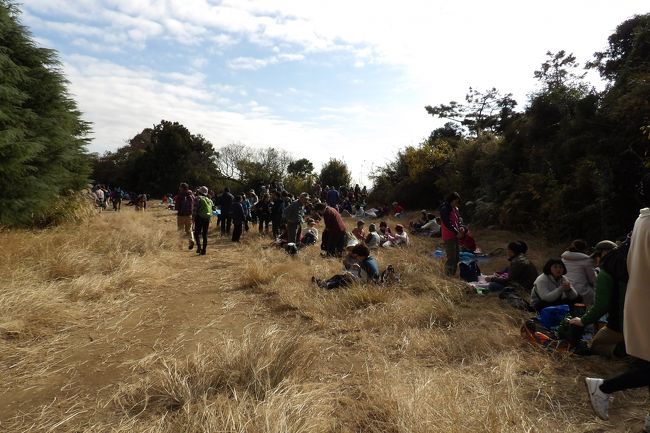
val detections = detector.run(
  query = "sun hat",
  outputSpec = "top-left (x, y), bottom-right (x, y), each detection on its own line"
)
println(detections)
top-left (197, 186), bottom-right (208, 195)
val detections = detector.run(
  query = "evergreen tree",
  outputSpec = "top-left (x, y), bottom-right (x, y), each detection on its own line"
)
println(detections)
top-left (0, 1), bottom-right (90, 226)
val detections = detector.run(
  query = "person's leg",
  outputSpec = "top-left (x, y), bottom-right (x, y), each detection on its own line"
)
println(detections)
top-left (444, 239), bottom-right (458, 276)
top-left (201, 219), bottom-right (209, 254)
top-left (600, 360), bottom-right (650, 394)
top-left (226, 216), bottom-right (232, 234)
top-left (220, 215), bottom-right (226, 235)
top-left (232, 222), bottom-right (242, 242)
top-left (488, 281), bottom-right (506, 292)
top-left (287, 222), bottom-right (299, 244)
top-left (194, 224), bottom-right (202, 253)
top-left (590, 327), bottom-right (625, 358)
top-left (258, 218), bottom-right (264, 233)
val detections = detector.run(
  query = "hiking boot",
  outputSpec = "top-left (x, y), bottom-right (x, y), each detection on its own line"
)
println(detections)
top-left (585, 377), bottom-right (611, 420)
top-left (200, 249), bottom-right (206, 256)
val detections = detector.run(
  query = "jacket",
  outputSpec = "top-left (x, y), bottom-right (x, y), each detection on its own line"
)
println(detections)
top-left (561, 251), bottom-right (596, 305)
top-left (492, 254), bottom-right (538, 291)
top-left (231, 202), bottom-right (246, 223)
top-left (625, 208), bottom-right (650, 361)
top-left (439, 202), bottom-right (459, 241)
top-left (580, 268), bottom-right (626, 332)
top-left (175, 191), bottom-right (195, 216)
top-left (530, 274), bottom-right (578, 306)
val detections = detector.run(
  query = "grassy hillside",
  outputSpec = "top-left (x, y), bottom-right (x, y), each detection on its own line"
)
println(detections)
top-left (0, 206), bottom-right (645, 432)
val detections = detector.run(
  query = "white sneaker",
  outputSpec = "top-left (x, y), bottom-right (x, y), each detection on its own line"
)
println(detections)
top-left (585, 377), bottom-right (611, 420)
top-left (643, 414), bottom-right (650, 433)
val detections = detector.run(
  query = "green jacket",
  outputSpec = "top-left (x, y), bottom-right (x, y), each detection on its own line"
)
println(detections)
top-left (580, 268), bottom-right (626, 332)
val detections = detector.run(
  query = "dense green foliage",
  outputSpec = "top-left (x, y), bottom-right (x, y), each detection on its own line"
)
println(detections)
top-left (0, 1), bottom-right (90, 226)
top-left (319, 158), bottom-right (352, 189)
top-left (371, 14), bottom-right (650, 242)
top-left (92, 121), bottom-right (221, 195)
top-left (92, 123), bottom-right (326, 196)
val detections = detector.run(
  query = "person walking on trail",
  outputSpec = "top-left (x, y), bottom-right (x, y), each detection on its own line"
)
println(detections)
top-left (231, 195), bottom-right (246, 242)
top-left (218, 187), bottom-right (234, 236)
top-left (193, 186), bottom-right (213, 255)
top-left (313, 202), bottom-right (347, 257)
top-left (440, 192), bottom-right (462, 276)
top-left (283, 192), bottom-right (309, 244)
top-left (175, 183), bottom-right (196, 250)
top-left (585, 208), bottom-right (650, 431)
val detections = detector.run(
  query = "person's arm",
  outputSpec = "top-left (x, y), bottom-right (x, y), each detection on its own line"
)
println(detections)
top-left (561, 276), bottom-right (579, 300)
top-left (584, 263), bottom-right (597, 287)
top-left (579, 270), bottom-right (614, 325)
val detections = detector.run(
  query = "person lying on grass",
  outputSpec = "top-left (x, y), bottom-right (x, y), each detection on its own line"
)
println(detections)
top-left (313, 244), bottom-right (381, 290)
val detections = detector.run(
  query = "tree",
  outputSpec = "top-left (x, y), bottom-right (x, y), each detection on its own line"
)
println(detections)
top-left (287, 158), bottom-right (314, 178)
top-left (92, 121), bottom-right (221, 195)
top-left (319, 158), bottom-right (351, 188)
top-left (0, 2), bottom-right (91, 226)
top-left (425, 87), bottom-right (517, 137)
top-left (534, 50), bottom-right (587, 91)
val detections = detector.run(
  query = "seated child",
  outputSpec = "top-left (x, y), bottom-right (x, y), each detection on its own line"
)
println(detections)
top-left (352, 220), bottom-right (366, 241)
top-left (300, 218), bottom-right (319, 247)
top-left (383, 223), bottom-right (409, 247)
top-left (378, 221), bottom-right (393, 243)
top-left (365, 223), bottom-right (381, 249)
top-left (410, 210), bottom-right (429, 230)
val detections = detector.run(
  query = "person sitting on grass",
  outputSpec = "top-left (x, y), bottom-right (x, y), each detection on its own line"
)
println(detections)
top-left (312, 244), bottom-right (380, 289)
top-left (352, 220), bottom-right (366, 241)
top-left (342, 238), bottom-right (360, 270)
top-left (410, 210), bottom-right (429, 231)
top-left (378, 221), bottom-right (393, 243)
top-left (300, 218), bottom-right (319, 247)
top-left (382, 224), bottom-right (409, 247)
top-left (414, 213), bottom-right (441, 236)
top-left (365, 223), bottom-right (381, 249)
top-left (530, 258), bottom-right (580, 311)
top-left (561, 239), bottom-right (597, 306)
top-left (485, 240), bottom-right (538, 293)
top-left (569, 239), bottom-right (629, 357)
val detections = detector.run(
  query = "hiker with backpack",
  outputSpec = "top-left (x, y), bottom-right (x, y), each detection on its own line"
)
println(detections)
top-left (175, 182), bottom-right (196, 250)
top-left (440, 192), bottom-right (462, 276)
top-left (530, 258), bottom-right (580, 312)
top-left (569, 238), bottom-right (629, 357)
top-left (193, 186), bottom-right (213, 255)
top-left (585, 208), bottom-right (650, 430)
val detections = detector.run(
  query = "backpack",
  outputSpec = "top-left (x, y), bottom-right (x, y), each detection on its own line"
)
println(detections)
top-left (459, 260), bottom-right (480, 282)
top-left (197, 196), bottom-right (212, 219)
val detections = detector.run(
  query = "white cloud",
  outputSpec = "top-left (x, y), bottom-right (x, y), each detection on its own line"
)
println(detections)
top-left (227, 52), bottom-right (305, 70)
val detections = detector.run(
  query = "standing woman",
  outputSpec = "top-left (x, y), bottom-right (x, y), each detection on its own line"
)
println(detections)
top-left (585, 208), bottom-right (650, 430)
top-left (439, 192), bottom-right (462, 276)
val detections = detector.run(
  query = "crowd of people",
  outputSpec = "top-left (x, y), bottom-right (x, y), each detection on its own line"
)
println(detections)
top-left (95, 180), bottom-right (649, 430)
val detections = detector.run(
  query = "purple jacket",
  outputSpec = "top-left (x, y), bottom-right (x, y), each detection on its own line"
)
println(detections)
top-left (175, 191), bottom-right (195, 216)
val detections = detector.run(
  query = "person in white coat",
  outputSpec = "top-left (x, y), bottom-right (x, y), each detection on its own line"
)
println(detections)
top-left (585, 208), bottom-right (650, 431)
top-left (561, 239), bottom-right (597, 305)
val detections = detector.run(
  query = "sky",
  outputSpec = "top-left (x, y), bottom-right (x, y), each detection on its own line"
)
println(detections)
top-left (21, 0), bottom-right (650, 186)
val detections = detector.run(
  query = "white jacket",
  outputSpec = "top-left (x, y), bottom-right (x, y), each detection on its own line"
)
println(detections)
top-left (561, 251), bottom-right (596, 305)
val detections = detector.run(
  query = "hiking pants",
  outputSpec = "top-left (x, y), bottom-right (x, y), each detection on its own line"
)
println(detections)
top-left (258, 217), bottom-right (270, 233)
top-left (220, 215), bottom-right (232, 235)
top-left (232, 222), bottom-right (243, 242)
top-left (287, 221), bottom-right (301, 244)
top-left (177, 215), bottom-right (195, 247)
top-left (194, 217), bottom-right (209, 253)
top-left (600, 359), bottom-right (650, 394)
top-left (272, 216), bottom-right (283, 238)
top-left (444, 238), bottom-right (459, 276)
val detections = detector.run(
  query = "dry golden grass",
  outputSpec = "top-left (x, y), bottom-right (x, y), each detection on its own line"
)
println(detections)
top-left (1, 208), bottom-right (647, 432)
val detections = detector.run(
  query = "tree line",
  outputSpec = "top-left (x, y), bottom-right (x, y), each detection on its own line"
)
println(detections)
top-left (370, 14), bottom-right (650, 242)
top-left (89, 121), bottom-right (353, 197)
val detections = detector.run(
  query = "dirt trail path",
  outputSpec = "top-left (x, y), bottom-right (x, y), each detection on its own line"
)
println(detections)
top-left (0, 212), bottom-right (291, 424)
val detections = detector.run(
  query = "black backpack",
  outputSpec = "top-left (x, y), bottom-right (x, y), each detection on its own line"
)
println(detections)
top-left (459, 260), bottom-right (480, 282)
